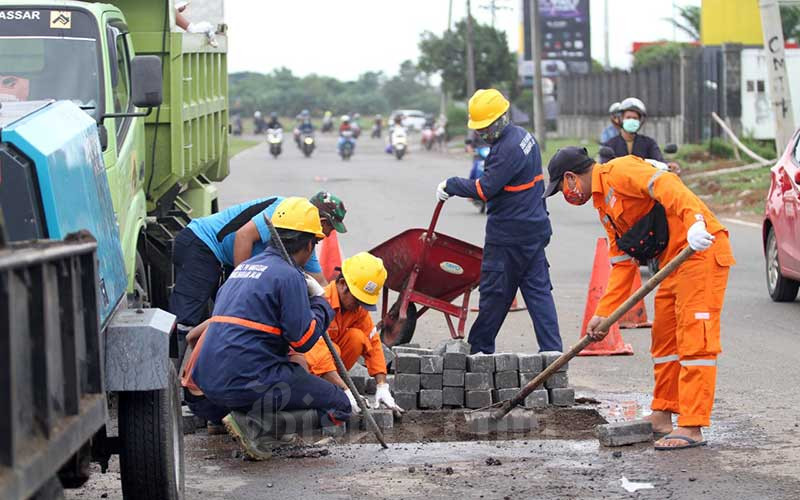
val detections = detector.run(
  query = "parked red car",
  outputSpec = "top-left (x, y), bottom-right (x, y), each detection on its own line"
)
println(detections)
top-left (763, 129), bottom-right (800, 301)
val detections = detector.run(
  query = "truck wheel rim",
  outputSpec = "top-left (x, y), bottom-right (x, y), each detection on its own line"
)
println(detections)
top-left (768, 232), bottom-right (779, 292)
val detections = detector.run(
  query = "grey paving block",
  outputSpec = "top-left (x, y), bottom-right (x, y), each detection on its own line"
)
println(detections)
top-left (182, 407), bottom-right (199, 434)
top-left (493, 353), bottom-right (519, 372)
top-left (419, 389), bottom-right (443, 409)
top-left (346, 413), bottom-right (363, 432)
top-left (394, 392), bottom-right (418, 411)
top-left (523, 389), bottom-right (549, 408)
top-left (467, 354), bottom-right (495, 373)
top-left (350, 375), bottom-right (367, 395)
top-left (365, 377), bottom-right (378, 395)
top-left (420, 373), bottom-right (443, 390)
top-left (369, 409), bottom-right (395, 430)
top-left (443, 351), bottom-right (467, 370)
top-left (548, 388), bottom-right (575, 407)
top-left (445, 340), bottom-right (471, 354)
top-left (383, 344), bottom-right (396, 372)
top-left (349, 363), bottom-right (369, 377)
top-left (322, 424), bottom-right (347, 437)
top-left (395, 373), bottom-right (421, 393)
top-left (519, 371), bottom-right (540, 387)
top-left (466, 408), bottom-right (538, 434)
top-left (541, 351), bottom-right (568, 372)
top-left (596, 420), bottom-right (653, 447)
top-left (386, 374), bottom-right (395, 392)
top-left (393, 347), bottom-right (434, 356)
top-left (518, 354), bottom-right (543, 373)
top-left (465, 390), bottom-right (493, 409)
top-left (442, 387), bottom-right (464, 406)
top-left (420, 355), bottom-right (444, 374)
top-left (443, 369), bottom-right (465, 387)
top-left (495, 388), bottom-right (519, 402)
top-left (544, 371), bottom-right (569, 389)
top-left (395, 353), bottom-right (421, 374)
top-left (495, 370), bottom-right (520, 389)
top-left (464, 372), bottom-right (493, 391)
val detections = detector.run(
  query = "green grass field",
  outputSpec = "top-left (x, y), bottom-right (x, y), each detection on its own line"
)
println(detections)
top-left (229, 136), bottom-right (259, 157)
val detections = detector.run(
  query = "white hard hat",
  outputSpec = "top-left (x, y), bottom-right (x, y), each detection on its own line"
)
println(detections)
top-left (620, 97), bottom-right (646, 116)
top-left (341, 115), bottom-right (350, 122)
top-left (608, 102), bottom-right (621, 114)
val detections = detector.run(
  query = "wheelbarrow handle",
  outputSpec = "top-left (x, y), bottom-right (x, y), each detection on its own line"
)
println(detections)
top-left (427, 200), bottom-right (445, 236)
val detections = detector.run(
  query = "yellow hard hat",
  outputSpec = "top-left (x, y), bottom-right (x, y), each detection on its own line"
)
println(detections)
top-left (468, 89), bottom-right (510, 129)
top-left (341, 252), bottom-right (387, 308)
top-left (271, 197), bottom-right (326, 239)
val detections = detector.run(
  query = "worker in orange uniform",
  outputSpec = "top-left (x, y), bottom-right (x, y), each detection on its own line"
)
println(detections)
top-left (304, 252), bottom-right (404, 413)
top-left (543, 147), bottom-right (735, 450)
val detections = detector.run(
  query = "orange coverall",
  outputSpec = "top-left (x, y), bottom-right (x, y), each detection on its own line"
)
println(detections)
top-left (304, 283), bottom-right (387, 377)
top-left (592, 156), bottom-right (735, 427)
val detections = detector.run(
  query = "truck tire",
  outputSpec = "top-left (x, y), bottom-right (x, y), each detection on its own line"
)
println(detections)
top-left (766, 227), bottom-right (799, 302)
top-left (118, 365), bottom-right (184, 500)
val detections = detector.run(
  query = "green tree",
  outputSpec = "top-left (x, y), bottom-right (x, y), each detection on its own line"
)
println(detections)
top-left (633, 42), bottom-right (687, 69)
top-left (666, 5), bottom-right (700, 41)
top-left (781, 6), bottom-right (800, 43)
top-left (382, 60), bottom-right (440, 112)
top-left (418, 17), bottom-right (516, 99)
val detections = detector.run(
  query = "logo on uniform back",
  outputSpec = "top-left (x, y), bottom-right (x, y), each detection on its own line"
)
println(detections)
top-left (50, 10), bottom-right (71, 29)
top-left (519, 133), bottom-right (534, 156)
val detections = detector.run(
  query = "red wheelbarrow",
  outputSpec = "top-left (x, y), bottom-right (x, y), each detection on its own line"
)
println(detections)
top-left (370, 201), bottom-right (483, 346)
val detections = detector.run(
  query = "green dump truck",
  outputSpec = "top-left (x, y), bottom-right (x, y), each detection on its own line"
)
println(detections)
top-left (0, 1), bottom-right (228, 498)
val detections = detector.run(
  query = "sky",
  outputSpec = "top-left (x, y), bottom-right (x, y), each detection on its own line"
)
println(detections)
top-left (218, 0), bottom-right (700, 80)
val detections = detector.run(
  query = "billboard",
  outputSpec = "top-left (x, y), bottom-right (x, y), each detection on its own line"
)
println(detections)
top-left (519, 0), bottom-right (591, 81)
top-left (701, 0), bottom-right (763, 46)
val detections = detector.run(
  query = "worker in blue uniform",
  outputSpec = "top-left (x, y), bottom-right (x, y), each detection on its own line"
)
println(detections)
top-left (181, 197), bottom-right (353, 460)
top-left (435, 89), bottom-right (563, 355)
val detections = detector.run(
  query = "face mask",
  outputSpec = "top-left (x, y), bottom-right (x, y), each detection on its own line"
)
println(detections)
top-left (562, 174), bottom-right (591, 206)
top-left (477, 113), bottom-right (510, 144)
top-left (622, 118), bottom-right (640, 133)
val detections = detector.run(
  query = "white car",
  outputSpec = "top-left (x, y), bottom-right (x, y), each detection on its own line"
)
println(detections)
top-left (392, 109), bottom-right (427, 131)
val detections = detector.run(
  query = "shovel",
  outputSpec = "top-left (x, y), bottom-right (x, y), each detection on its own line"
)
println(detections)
top-left (261, 206), bottom-right (389, 449)
top-left (486, 246), bottom-right (695, 423)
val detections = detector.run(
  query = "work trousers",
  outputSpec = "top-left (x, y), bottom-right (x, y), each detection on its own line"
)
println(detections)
top-left (169, 228), bottom-right (223, 327)
top-left (468, 240), bottom-right (562, 354)
top-left (186, 362), bottom-right (352, 427)
top-left (650, 233), bottom-right (734, 427)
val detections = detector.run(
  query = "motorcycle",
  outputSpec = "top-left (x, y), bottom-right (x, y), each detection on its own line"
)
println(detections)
top-left (321, 118), bottom-right (334, 133)
top-left (231, 115), bottom-right (243, 136)
top-left (469, 146), bottom-right (491, 213)
top-left (391, 127), bottom-right (408, 160)
top-left (339, 130), bottom-right (355, 160)
top-left (266, 128), bottom-right (283, 158)
top-left (300, 133), bottom-right (315, 158)
top-left (371, 123), bottom-right (382, 139)
top-left (421, 126), bottom-right (435, 151)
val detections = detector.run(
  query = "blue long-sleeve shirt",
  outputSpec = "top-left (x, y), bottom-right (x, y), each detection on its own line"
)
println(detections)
top-left (446, 124), bottom-right (552, 246)
top-left (192, 247), bottom-right (334, 408)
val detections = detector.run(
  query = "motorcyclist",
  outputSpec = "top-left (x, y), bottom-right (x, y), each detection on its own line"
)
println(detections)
top-left (423, 113), bottom-right (435, 129)
top-left (387, 114), bottom-right (405, 153)
top-left (294, 109), bottom-right (313, 146)
top-left (372, 114), bottom-right (383, 138)
top-left (600, 102), bottom-right (621, 144)
top-left (253, 110), bottom-right (267, 134)
top-left (604, 97), bottom-right (679, 172)
top-left (338, 115), bottom-right (355, 153)
top-left (322, 110), bottom-right (333, 132)
top-left (266, 112), bottom-right (282, 131)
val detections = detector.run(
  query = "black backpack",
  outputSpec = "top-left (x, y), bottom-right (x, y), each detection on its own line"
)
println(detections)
top-left (607, 202), bottom-right (669, 261)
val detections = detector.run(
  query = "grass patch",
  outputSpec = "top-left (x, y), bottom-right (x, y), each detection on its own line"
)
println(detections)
top-left (230, 136), bottom-right (259, 157)
top-left (687, 165), bottom-right (770, 216)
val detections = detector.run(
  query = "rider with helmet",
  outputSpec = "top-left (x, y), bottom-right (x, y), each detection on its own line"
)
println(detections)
top-left (338, 115), bottom-right (355, 153)
top-left (266, 112), bottom-right (282, 131)
top-left (600, 102), bottom-right (622, 144)
top-left (603, 97), bottom-right (663, 161)
top-left (294, 109), bottom-right (313, 146)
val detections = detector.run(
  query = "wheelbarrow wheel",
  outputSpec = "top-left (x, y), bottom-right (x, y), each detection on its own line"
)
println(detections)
top-left (379, 301), bottom-right (417, 347)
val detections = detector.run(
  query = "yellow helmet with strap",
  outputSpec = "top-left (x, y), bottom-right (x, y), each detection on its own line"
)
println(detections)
top-left (271, 197), bottom-right (325, 239)
top-left (341, 252), bottom-right (387, 306)
top-left (468, 89), bottom-right (510, 129)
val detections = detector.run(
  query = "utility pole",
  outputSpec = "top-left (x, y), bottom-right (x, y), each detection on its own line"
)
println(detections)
top-left (480, 0), bottom-right (511, 28)
top-left (448, 0), bottom-right (453, 30)
top-left (529, 0), bottom-right (546, 151)
top-left (466, 0), bottom-right (477, 99)
top-left (604, 0), bottom-right (610, 69)
top-left (442, 0), bottom-right (454, 117)
top-left (759, 0), bottom-right (795, 152)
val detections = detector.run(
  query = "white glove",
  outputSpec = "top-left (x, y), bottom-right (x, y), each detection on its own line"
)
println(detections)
top-left (436, 180), bottom-right (450, 201)
top-left (344, 389), bottom-right (359, 412)
top-left (687, 221), bottom-right (714, 251)
top-left (304, 274), bottom-right (325, 297)
top-left (375, 383), bottom-right (404, 413)
top-left (645, 158), bottom-right (670, 171)
top-left (187, 21), bottom-right (215, 34)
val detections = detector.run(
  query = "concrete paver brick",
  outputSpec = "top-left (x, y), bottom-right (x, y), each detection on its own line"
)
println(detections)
top-left (420, 373), bottom-right (443, 390)
top-left (548, 388), bottom-right (575, 406)
top-left (445, 341), bottom-right (470, 354)
top-left (420, 355), bottom-right (444, 374)
top-left (395, 373), bottom-right (421, 393)
top-left (443, 351), bottom-right (467, 370)
top-left (464, 372), bottom-right (493, 391)
top-left (322, 424), bottom-right (347, 437)
top-left (596, 420), bottom-right (653, 447)
top-left (544, 371), bottom-right (569, 389)
top-left (523, 389), bottom-right (549, 408)
top-left (369, 409), bottom-right (395, 430)
top-left (350, 376), bottom-right (367, 395)
top-left (442, 387), bottom-right (464, 406)
top-left (465, 408), bottom-right (538, 434)
top-left (541, 351), bottom-right (568, 372)
top-left (467, 354), bottom-right (495, 373)
top-left (394, 392), bottom-right (418, 411)
top-left (494, 370), bottom-right (520, 389)
top-left (465, 390), bottom-right (493, 409)
top-left (395, 353), bottom-right (421, 374)
top-left (443, 369), bottom-right (465, 387)
top-left (519, 372), bottom-right (539, 387)
top-left (392, 347), bottom-right (434, 356)
top-left (419, 389), bottom-right (444, 409)
top-left (365, 377), bottom-right (378, 395)
top-left (518, 354), bottom-right (543, 373)
top-left (495, 388), bottom-right (518, 402)
top-left (493, 353), bottom-right (519, 372)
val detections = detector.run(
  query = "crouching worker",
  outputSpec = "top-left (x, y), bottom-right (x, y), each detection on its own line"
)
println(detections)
top-left (181, 197), bottom-right (353, 460)
top-left (304, 252), bottom-right (404, 413)
top-left (544, 147), bottom-right (734, 451)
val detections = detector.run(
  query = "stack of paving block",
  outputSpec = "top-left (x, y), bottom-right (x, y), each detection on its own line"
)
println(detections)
top-left (390, 343), bottom-right (574, 411)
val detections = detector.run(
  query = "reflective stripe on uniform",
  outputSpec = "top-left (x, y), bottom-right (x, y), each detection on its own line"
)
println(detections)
top-left (652, 354), bottom-right (679, 364)
top-left (648, 171), bottom-right (665, 197)
top-left (694, 312), bottom-right (710, 320)
top-left (504, 174), bottom-right (544, 192)
top-left (289, 319), bottom-right (317, 349)
top-left (605, 187), bottom-right (615, 205)
top-left (210, 315), bottom-right (282, 335)
top-left (368, 327), bottom-right (378, 340)
top-left (610, 254), bottom-right (633, 264)
top-left (475, 179), bottom-right (487, 201)
top-left (680, 359), bottom-right (717, 367)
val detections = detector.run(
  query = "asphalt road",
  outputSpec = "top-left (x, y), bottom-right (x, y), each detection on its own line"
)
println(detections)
top-left (69, 131), bottom-right (800, 499)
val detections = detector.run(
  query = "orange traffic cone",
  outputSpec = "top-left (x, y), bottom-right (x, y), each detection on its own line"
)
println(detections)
top-left (578, 238), bottom-right (633, 356)
top-left (318, 230), bottom-right (343, 282)
top-left (618, 269), bottom-right (652, 329)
